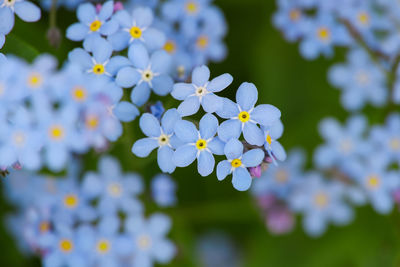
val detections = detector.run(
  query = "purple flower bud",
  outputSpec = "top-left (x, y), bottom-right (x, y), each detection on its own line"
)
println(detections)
top-left (249, 165), bottom-right (262, 178)
top-left (95, 3), bottom-right (102, 13)
top-left (266, 207), bottom-right (294, 235)
top-left (12, 162), bottom-right (22, 170)
top-left (114, 2), bottom-right (124, 12)
top-left (394, 189), bottom-right (400, 204)
top-left (257, 194), bottom-right (276, 211)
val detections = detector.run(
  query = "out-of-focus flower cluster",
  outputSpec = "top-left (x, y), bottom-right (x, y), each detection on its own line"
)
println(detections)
top-left (4, 156), bottom-right (177, 267)
top-left (251, 0), bottom-right (400, 237)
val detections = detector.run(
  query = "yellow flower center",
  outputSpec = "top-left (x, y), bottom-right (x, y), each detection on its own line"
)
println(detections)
top-left (196, 139), bottom-right (207, 150)
top-left (163, 40), bottom-right (176, 54)
top-left (231, 159), bottom-right (242, 168)
top-left (27, 73), bottom-right (43, 89)
top-left (63, 194), bottom-right (79, 209)
top-left (137, 235), bottom-right (152, 250)
top-left (195, 87), bottom-right (207, 96)
top-left (96, 239), bottom-right (111, 254)
top-left (49, 125), bottom-right (65, 141)
top-left (90, 20), bottom-right (102, 32)
top-left (275, 170), bottom-right (289, 183)
top-left (13, 132), bottom-right (26, 146)
top-left (93, 64), bottom-right (105, 75)
top-left (367, 175), bottom-right (380, 189)
top-left (85, 115), bottom-right (99, 130)
top-left (107, 183), bottom-right (123, 197)
top-left (71, 86), bottom-right (87, 102)
top-left (59, 239), bottom-right (74, 253)
top-left (314, 192), bottom-right (329, 207)
top-left (317, 27), bottom-right (330, 42)
top-left (39, 221), bottom-right (50, 233)
top-left (185, 1), bottom-right (198, 14)
top-left (196, 35), bottom-right (209, 49)
top-left (130, 26), bottom-right (142, 39)
top-left (357, 12), bottom-right (369, 25)
top-left (390, 138), bottom-right (400, 151)
top-left (289, 9), bottom-right (301, 21)
top-left (142, 70), bottom-right (154, 82)
top-left (238, 111), bottom-right (250, 123)
top-left (356, 71), bottom-right (369, 85)
top-left (158, 134), bottom-right (170, 146)
top-left (4, 0), bottom-right (16, 7)
top-left (266, 134), bottom-right (272, 145)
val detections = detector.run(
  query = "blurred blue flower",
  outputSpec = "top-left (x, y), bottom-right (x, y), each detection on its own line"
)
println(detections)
top-left (132, 109), bottom-right (181, 173)
top-left (173, 113), bottom-right (224, 176)
top-left (216, 138), bottom-right (265, 191)
top-left (151, 174), bottom-right (177, 207)
top-left (217, 82), bottom-right (281, 146)
top-left (172, 65), bottom-right (233, 116)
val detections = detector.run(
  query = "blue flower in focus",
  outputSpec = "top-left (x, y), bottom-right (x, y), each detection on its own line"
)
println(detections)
top-left (108, 7), bottom-right (166, 51)
top-left (67, 1), bottom-right (119, 51)
top-left (289, 173), bottom-right (353, 237)
top-left (171, 65), bottom-right (233, 116)
top-left (132, 109), bottom-right (181, 173)
top-left (263, 119), bottom-right (286, 163)
top-left (116, 43), bottom-right (173, 106)
top-left (216, 138), bottom-right (265, 191)
top-left (329, 48), bottom-right (387, 110)
top-left (82, 156), bottom-right (143, 215)
top-left (151, 174), bottom-right (177, 207)
top-left (121, 213), bottom-right (176, 266)
top-left (68, 37), bottom-right (130, 82)
top-left (0, 0), bottom-right (41, 34)
top-left (217, 82), bottom-right (281, 146)
top-left (173, 113), bottom-right (225, 176)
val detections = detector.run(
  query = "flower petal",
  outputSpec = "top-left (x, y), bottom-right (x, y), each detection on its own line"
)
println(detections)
top-left (201, 93), bottom-right (223, 114)
top-left (15, 1), bottom-right (41, 22)
top-left (242, 149), bottom-right (264, 167)
top-left (217, 119), bottom-right (241, 142)
top-left (199, 113), bottom-right (218, 139)
top-left (251, 104), bottom-right (281, 126)
top-left (157, 146), bottom-right (176, 173)
top-left (132, 138), bottom-right (159, 157)
top-left (217, 160), bottom-right (232, 181)
top-left (174, 120), bottom-right (198, 143)
top-left (207, 73), bottom-right (233, 93)
top-left (192, 65), bottom-right (210, 86)
top-left (161, 108), bottom-right (181, 135)
top-left (243, 122), bottom-right (264, 146)
top-left (171, 83), bottom-right (195, 100)
top-left (236, 82), bottom-right (258, 111)
top-left (130, 83), bottom-right (151, 106)
top-left (224, 138), bottom-right (243, 160)
top-left (116, 67), bottom-right (141, 88)
top-left (177, 96), bottom-right (200, 117)
top-left (140, 113), bottom-right (161, 137)
top-left (197, 151), bottom-right (215, 176)
top-left (232, 167), bottom-right (252, 191)
top-left (152, 74), bottom-right (173, 96)
top-left (173, 144), bottom-right (197, 167)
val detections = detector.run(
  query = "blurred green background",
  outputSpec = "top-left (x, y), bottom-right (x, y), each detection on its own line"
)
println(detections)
top-left (1, 0), bottom-right (400, 266)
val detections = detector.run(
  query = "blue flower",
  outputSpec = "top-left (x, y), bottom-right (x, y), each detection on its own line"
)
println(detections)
top-left (121, 213), bottom-right (176, 266)
top-left (263, 119), bottom-right (287, 163)
top-left (132, 109), bottom-right (181, 173)
top-left (216, 138), bottom-right (265, 191)
top-left (173, 113), bottom-right (224, 176)
top-left (67, 1), bottom-right (119, 51)
top-left (289, 173), bottom-right (353, 237)
top-left (116, 43), bottom-right (173, 106)
top-left (217, 82), bottom-right (281, 146)
top-left (150, 101), bottom-right (165, 120)
top-left (328, 48), bottom-right (387, 110)
top-left (108, 7), bottom-right (166, 51)
top-left (151, 174), bottom-right (177, 207)
top-left (82, 156), bottom-right (144, 215)
top-left (171, 65), bottom-right (233, 116)
top-left (0, 0), bottom-right (41, 34)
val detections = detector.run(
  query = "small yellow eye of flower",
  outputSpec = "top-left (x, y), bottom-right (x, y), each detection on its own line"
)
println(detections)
top-left (275, 170), bottom-right (289, 183)
top-left (93, 64), bottom-right (105, 75)
top-left (164, 40), bottom-right (176, 54)
top-left (367, 175), bottom-right (380, 189)
top-left (96, 239), bottom-right (111, 254)
top-left (231, 159), bottom-right (242, 168)
top-left (63, 194), bottom-right (79, 209)
top-left (142, 70), bottom-right (154, 82)
top-left (137, 235), bottom-right (152, 250)
top-left (389, 138), bottom-right (400, 151)
top-left (185, 1), bottom-right (198, 14)
top-left (196, 35), bottom-right (209, 49)
top-left (13, 132), bottom-right (26, 146)
top-left (289, 9), bottom-right (301, 21)
top-left (39, 221), bottom-right (51, 233)
top-left (49, 125), bottom-right (65, 141)
top-left (196, 139), bottom-right (207, 150)
top-left (107, 183), bottom-right (123, 197)
top-left (85, 115), bottom-right (99, 130)
top-left (314, 192), bottom-right (329, 207)
top-left (238, 111), bottom-right (250, 123)
top-left (4, 0), bottom-right (16, 7)
top-left (317, 27), bottom-right (330, 41)
top-left (130, 26), bottom-right (142, 38)
top-left (195, 87), bottom-right (207, 96)
top-left (59, 239), bottom-right (74, 253)
top-left (358, 12), bottom-right (369, 25)
top-left (28, 73), bottom-right (43, 88)
top-left (90, 20), bottom-right (102, 32)
top-left (158, 134), bottom-right (170, 146)
top-left (339, 139), bottom-right (353, 153)
top-left (71, 86), bottom-right (87, 102)
top-left (266, 134), bottom-right (272, 145)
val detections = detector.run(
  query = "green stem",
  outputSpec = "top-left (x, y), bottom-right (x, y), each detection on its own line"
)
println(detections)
top-left (49, 0), bottom-right (58, 28)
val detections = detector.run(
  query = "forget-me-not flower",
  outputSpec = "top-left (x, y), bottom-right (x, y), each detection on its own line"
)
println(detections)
top-left (0, 0), bottom-right (41, 34)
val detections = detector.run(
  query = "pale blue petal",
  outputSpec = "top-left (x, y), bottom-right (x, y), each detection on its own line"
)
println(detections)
top-left (106, 55), bottom-right (131, 76)
top-left (207, 137), bottom-right (225, 155)
top-left (224, 138), bottom-right (243, 159)
top-left (68, 48), bottom-right (92, 69)
top-left (142, 28), bottom-right (166, 51)
top-left (161, 108), bottom-right (181, 134)
top-left (116, 67), bottom-right (140, 88)
top-left (66, 23), bottom-right (88, 41)
top-left (171, 83), bottom-right (195, 100)
top-left (14, 1), bottom-right (41, 22)
top-left (174, 120), bottom-right (198, 143)
top-left (0, 8), bottom-right (14, 34)
top-left (132, 138), bottom-right (159, 157)
top-left (217, 119), bottom-right (241, 142)
top-left (132, 7), bottom-right (153, 28)
top-left (98, 1), bottom-right (114, 20)
top-left (199, 113), bottom-right (218, 139)
top-left (140, 113), bottom-right (161, 137)
top-left (77, 3), bottom-right (96, 23)
top-left (131, 83), bottom-right (151, 106)
top-left (271, 141), bottom-right (287, 161)
top-left (158, 146), bottom-right (176, 173)
top-left (152, 74), bottom-right (173, 96)
top-left (217, 160), bottom-right (232, 181)
top-left (108, 31), bottom-right (130, 51)
top-left (215, 98), bottom-right (239, 118)
top-left (100, 20), bottom-right (119, 35)
top-left (128, 43), bottom-right (149, 69)
top-left (151, 50), bottom-right (171, 73)
top-left (242, 149), bottom-right (264, 167)
top-left (232, 167), bottom-right (252, 191)
top-left (243, 122), bottom-right (264, 146)
top-left (153, 240), bottom-right (176, 263)
top-left (207, 73), bottom-right (233, 93)
top-left (93, 38), bottom-right (112, 63)
top-left (177, 96), bottom-right (200, 117)
top-left (173, 145), bottom-right (197, 167)
top-left (251, 104), bottom-right (281, 126)
top-left (201, 93), bottom-right (223, 114)
top-left (197, 151), bottom-right (215, 176)
top-left (114, 101), bottom-right (139, 122)
top-left (236, 82), bottom-right (258, 111)
top-left (192, 65), bottom-right (210, 87)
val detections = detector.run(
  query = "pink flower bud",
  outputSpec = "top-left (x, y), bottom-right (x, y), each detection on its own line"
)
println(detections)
top-left (257, 194), bottom-right (276, 211)
top-left (95, 3), bottom-right (102, 13)
top-left (114, 2), bottom-right (124, 12)
top-left (249, 165), bottom-right (262, 178)
top-left (266, 207), bottom-right (294, 235)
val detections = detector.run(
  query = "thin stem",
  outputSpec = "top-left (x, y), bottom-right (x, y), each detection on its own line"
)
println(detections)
top-left (49, 0), bottom-right (58, 28)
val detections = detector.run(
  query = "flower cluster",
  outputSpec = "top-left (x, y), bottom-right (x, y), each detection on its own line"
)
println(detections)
top-left (132, 65), bottom-right (284, 191)
top-left (4, 156), bottom-right (176, 267)
top-left (251, 0), bottom-right (400, 237)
